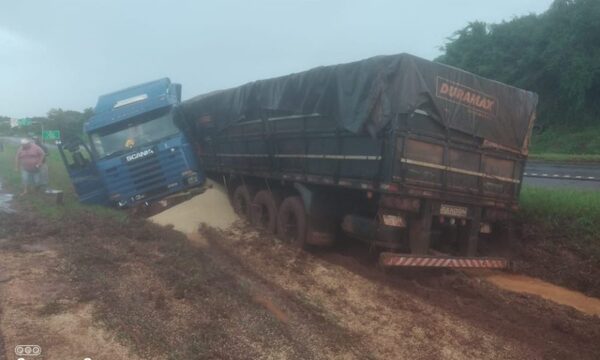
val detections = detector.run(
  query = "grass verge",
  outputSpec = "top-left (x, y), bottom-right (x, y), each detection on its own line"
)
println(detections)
top-left (519, 186), bottom-right (600, 260)
top-left (0, 144), bottom-right (124, 220)
top-left (528, 153), bottom-right (600, 163)
top-left (530, 126), bottom-right (600, 158)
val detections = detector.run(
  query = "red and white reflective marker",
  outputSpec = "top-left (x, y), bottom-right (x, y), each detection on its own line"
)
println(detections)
top-left (379, 252), bottom-right (509, 269)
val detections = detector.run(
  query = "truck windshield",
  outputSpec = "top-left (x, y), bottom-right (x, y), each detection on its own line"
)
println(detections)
top-left (91, 108), bottom-right (180, 158)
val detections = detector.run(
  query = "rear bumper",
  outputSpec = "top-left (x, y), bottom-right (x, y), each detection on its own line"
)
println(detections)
top-left (379, 193), bottom-right (513, 222)
top-left (379, 252), bottom-right (509, 269)
top-left (117, 176), bottom-right (205, 208)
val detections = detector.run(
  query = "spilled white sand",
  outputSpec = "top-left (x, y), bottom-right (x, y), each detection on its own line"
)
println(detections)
top-left (150, 180), bottom-right (238, 233)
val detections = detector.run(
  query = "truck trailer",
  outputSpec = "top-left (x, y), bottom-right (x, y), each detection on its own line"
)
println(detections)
top-left (58, 78), bottom-right (204, 207)
top-left (182, 54), bottom-right (538, 268)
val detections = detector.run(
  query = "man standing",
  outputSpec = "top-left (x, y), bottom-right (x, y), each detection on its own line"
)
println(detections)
top-left (32, 136), bottom-right (49, 191)
top-left (15, 138), bottom-right (45, 195)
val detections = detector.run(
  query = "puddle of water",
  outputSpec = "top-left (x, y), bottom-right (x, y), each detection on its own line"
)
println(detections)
top-left (477, 271), bottom-right (600, 316)
top-left (0, 191), bottom-right (15, 214)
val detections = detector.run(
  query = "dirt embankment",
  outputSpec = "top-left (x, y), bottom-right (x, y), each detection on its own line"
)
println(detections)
top-left (512, 221), bottom-right (600, 298)
top-left (0, 209), bottom-right (599, 359)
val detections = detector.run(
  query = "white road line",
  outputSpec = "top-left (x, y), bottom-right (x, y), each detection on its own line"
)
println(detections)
top-left (524, 172), bottom-right (600, 181)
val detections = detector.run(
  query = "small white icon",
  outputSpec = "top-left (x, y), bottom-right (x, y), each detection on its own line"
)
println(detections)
top-left (14, 345), bottom-right (41, 357)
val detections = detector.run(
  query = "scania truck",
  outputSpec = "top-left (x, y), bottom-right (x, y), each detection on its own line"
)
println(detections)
top-left (58, 78), bottom-right (204, 207)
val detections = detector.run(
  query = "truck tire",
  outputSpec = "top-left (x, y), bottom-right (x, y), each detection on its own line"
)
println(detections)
top-left (251, 190), bottom-right (281, 234)
top-left (232, 184), bottom-right (255, 220)
top-left (277, 196), bottom-right (307, 247)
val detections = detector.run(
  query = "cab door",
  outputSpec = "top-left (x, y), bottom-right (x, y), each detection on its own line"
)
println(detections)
top-left (57, 138), bottom-right (109, 205)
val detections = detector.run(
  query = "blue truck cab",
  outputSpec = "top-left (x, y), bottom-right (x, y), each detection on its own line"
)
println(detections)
top-left (58, 78), bottom-right (204, 207)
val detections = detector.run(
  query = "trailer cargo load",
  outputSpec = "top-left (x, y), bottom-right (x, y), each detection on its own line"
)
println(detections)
top-left (182, 53), bottom-right (538, 268)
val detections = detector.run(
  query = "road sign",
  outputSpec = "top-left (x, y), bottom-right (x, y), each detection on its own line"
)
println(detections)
top-left (18, 118), bottom-right (32, 126)
top-left (42, 130), bottom-right (61, 141)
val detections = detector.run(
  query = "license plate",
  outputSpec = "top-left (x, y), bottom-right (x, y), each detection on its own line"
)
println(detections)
top-left (440, 204), bottom-right (468, 218)
top-left (381, 214), bottom-right (406, 227)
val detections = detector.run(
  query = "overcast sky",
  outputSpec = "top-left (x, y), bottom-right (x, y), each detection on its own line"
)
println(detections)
top-left (1, 0), bottom-right (553, 118)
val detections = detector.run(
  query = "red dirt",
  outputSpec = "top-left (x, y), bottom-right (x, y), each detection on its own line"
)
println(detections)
top-left (0, 211), bottom-right (598, 359)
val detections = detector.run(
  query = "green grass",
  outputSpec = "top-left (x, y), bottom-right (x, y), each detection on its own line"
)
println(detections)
top-left (530, 126), bottom-right (600, 160)
top-left (519, 186), bottom-right (600, 260)
top-left (0, 144), bottom-right (125, 221)
top-left (528, 153), bottom-right (600, 162)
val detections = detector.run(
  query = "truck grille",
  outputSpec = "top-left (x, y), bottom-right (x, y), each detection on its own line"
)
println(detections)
top-left (102, 148), bottom-right (188, 203)
top-left (126, 156), bottom-right (166, 191)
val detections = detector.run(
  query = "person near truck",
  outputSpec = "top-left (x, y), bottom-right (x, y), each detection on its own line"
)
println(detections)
top-left (32, 136), bottom-right (49, 191)
top-left (15, 138), bottom-right (45, 195)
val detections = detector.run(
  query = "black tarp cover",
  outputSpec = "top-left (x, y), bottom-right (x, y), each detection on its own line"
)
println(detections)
top-left (182, 53), bottom-right (538, 154)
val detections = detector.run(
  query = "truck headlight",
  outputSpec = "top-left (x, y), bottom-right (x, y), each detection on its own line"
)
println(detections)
top-left (184, 172), bottom-right (198, 185)
top-left (187, 175), bottom-right (198, 184)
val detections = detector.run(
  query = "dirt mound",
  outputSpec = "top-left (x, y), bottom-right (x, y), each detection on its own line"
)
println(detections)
top-left (149, 180), bottom-right (238, 233)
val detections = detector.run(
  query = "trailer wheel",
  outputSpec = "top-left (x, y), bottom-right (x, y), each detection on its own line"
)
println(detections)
top-left (251, 190), bottom-right (281, 234)
top-left (277, 196), bottom-right (307, 247)
top-left (232, 185), bottom-right (254, 220)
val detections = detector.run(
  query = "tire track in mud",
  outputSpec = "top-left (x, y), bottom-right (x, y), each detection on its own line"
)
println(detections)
top-left (1, 208), bottom-right (599, 359)
top-left (50, 213), bottom-right (365, 359)
top-left (188, 231), bottom-right (366, 359)
top-left (318, 246), bottom-right (600, 360)
top-left (201, 223), bottom-right (600, 360)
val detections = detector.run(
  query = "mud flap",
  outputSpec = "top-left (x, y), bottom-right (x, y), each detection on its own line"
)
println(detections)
top-left (458, 207), bottom-right (481, 256)
top-left (408, 199), bottom-right (432, 254)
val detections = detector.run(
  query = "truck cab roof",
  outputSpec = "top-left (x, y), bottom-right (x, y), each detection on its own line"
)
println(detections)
top-left (85, 78), bottom-right (181, 133)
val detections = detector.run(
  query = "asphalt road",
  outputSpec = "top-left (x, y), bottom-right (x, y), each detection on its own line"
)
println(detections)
top-left (524, 161), bottom-right (600, 189)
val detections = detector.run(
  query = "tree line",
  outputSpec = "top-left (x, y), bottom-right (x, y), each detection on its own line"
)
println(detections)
top-left (437, 0), bottom-right (600, 127)
top-left (0, 108), bottom-right (93, 141)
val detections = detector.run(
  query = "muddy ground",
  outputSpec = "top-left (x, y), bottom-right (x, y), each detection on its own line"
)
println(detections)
top-left (513, 221), bottom-right (600, 298)
top-left (0, 208), bottom-right (599, 360)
